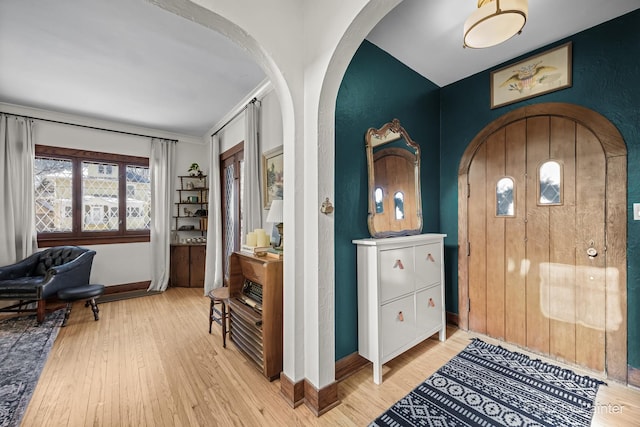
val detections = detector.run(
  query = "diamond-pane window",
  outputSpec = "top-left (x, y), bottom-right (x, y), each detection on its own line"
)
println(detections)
top-left (539, 161), bottom-right (561, 205)
top-left (34, 157), bottom-right (73, 232)
top-left (126, 165), bottom-right (150, 230)
top-left (82, 161), bottom-right (119, 231)
top-left (223, 164), bottom-right (235, 280)
top-left (496, 177), bottom-right (515, 216)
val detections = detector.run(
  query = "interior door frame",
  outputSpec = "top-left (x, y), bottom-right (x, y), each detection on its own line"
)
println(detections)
top-left (457, 103), bottom-right (628, 382)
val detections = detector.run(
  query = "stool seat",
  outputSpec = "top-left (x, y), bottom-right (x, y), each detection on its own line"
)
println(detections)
top-left (208, 287), bottom-right (229, 301)
top-left (58, 284), bottom-right (105, 300)
top-left (57, 284), bottom-right (105, 326)
top-left (208, 287), bottom-right (230, 347)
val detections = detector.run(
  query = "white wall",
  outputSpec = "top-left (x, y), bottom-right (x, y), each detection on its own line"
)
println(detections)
top-left (32, 116), bottom-right (207, 287)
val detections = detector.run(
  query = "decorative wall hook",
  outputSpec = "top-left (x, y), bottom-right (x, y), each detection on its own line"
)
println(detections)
top-left (320, 197), bottom-right (334, 214)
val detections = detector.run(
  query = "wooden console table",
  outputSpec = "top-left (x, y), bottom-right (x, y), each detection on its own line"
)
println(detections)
top-left (228, 252), bottom-right (283, 381)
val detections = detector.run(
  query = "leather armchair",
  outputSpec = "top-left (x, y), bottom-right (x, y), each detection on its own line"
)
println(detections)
top-left (0, 246), bottom-right (96, 322)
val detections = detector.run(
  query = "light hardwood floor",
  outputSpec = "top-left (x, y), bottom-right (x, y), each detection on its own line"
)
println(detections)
top-left (22, 288), bottom-right (640, 426)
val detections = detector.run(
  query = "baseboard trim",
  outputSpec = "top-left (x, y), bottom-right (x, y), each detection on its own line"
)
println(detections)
top-left (628, 365), bottom-right (640, 388)
top-left (279, 373), bottom-right (304, 408)
top-left (303, 380), bottom-right (340, 416)
top-left (103, 281), bottom-right (150, 295)
top-left (335, 352), bottom-right (370, 382)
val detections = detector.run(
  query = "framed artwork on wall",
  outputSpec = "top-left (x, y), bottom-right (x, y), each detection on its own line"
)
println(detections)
top-left (262, 145), bottom-right (283, 209)
top-left (491, 42), bottom-right (572, 109)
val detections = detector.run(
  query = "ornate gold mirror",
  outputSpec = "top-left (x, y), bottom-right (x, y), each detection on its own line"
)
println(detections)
top-left (365, 119), bottom-right (422, 238)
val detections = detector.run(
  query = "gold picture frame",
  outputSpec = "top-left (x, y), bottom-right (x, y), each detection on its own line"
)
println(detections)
top-left (491, 42), bottom-right (572, 109)
top-left (262, 145), bottom-right (283, 209)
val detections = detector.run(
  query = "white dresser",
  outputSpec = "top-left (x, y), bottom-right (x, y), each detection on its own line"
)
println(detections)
top-left (353, 234), bottom-right (446, 384)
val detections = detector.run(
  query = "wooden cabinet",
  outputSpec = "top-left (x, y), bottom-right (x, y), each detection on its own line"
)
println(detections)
top-left (227, 252), bottom-right (283, 381)
top-left (170, 244), bottom-right (206, 287)
top-left (352, 233), bottom-right (447, 384)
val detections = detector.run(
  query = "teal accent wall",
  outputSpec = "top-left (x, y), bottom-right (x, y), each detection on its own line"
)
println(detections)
top-left (334, 41), bottom-right (440, 360)
top-left (439, 10), bottom-right (640, 368)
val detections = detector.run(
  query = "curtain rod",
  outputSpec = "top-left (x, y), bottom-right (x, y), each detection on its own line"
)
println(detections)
top-left (211, 97), bottom-right (258, 137)
top-left (1, 112), bottom-right (179, 142)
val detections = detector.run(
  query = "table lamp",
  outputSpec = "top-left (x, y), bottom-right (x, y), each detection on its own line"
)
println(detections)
top-left (267, 199), bottom-right (284, 250)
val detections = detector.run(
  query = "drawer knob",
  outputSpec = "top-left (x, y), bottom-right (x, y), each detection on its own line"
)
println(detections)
top-left (426, 253), bottom-right (435, 262)
top-left (428, 298), bottom-right (436, 308)
top-left (393, 259), bottom-right (404, 269)
top-left (397, 311), bottom-right (404, 322)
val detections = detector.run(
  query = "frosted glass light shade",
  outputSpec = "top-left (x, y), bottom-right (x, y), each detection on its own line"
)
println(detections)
top-left (464, 0), bottom-right (528, 49)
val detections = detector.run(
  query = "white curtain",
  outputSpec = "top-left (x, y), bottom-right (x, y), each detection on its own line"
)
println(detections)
top-left (242, 101), bottom-right (262, 234)
top-left (0, 114), bottom-right (37, 265)
top-left (204, 134), bottom-right (223, 294)
top-left (148, 138), bottom-right (176, 292)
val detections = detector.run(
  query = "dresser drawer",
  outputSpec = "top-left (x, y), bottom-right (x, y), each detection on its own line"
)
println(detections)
top-left (379, 247), bottom-right (414, 302)
top-left (381, 295), bottom-right (416, 358)
top-left (416, 285), bottom-right (443, 335)
top-left (414, 243), bottom-right (442, 289)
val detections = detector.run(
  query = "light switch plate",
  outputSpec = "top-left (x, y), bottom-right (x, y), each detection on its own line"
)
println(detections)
top-left (634, 203), bottom-right (640, 221)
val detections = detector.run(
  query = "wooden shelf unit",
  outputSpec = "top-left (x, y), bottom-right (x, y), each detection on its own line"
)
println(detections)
top-left (174, 175), bottom-right (208, 236)
top-left (228, 252), bottom-right (283, 381)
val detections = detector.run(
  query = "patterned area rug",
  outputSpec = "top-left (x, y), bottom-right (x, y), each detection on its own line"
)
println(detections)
top-left (0, 310), bottom-right (64, 427)
top-left (371, 338), bottom-right (605, 427)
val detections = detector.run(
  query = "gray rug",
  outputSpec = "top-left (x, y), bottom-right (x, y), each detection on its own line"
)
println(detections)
top-left (0, 310), bottom-right (64, 427)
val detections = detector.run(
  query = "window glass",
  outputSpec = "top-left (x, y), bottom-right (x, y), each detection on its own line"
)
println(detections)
top-left (126, 166), bottom-right (150, 230)
top-left (34, 157), bottom-right (73, 232)
top-left (394, 191), bottom-right (405, 220)
top-left (496, 177), bottom-right (515, 216)
top-left (82, 162), bottom-right (119, 231)
top-left (539, 161), bottom-right (561, 204)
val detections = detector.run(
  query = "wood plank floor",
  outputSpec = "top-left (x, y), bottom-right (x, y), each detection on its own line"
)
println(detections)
top-left (22, 288), bottom-right (640, 426)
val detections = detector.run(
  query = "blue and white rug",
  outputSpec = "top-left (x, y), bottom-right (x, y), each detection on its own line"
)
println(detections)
top-left (370, 338), bottom-right (605, 427)
top-left (0, 310), bottom-right (64, 427)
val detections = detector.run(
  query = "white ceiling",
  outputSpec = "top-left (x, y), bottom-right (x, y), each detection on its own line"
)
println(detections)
top-left (0, 0), bottom-right (638, 137)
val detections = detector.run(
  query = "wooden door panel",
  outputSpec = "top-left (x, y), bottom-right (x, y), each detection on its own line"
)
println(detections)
top-left (504, 120), bottom-right (527, 347)
top-left (575, 124), bottom-right (606, 372)
top-left (525, 116), bottom-right (551, 355)
top-left (485, 130), bottom-right (506, 339)
top-left (548, 117), bottom-right (577, 364)
top-left (468, 144), bottom-right (487, 333)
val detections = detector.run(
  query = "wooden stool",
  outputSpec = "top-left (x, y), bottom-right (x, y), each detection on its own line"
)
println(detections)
top-left (57, 284), bottom-right (105, 327)
top-left (208, 287), bottom-right (230, 348)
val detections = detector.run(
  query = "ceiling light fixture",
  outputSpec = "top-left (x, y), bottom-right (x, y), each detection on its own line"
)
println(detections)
top-left (464, 0), bottom-right (528, 49)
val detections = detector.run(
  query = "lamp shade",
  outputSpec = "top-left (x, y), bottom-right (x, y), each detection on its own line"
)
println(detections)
top-left (266, 199), bottom-right (283, 223)
top-left (464, 0), bottom-right (527, 49)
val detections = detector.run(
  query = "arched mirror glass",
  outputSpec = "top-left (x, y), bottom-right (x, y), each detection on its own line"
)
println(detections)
top-left (365, 119), bottom-right (422, 238)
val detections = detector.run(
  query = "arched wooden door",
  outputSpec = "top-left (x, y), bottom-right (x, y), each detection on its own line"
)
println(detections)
top-left (458, 103), bottom-right (627, 382)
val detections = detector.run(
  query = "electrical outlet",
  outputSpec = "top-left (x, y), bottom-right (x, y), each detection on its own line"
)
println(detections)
top-left (634, 203), bottom-right (640, 221)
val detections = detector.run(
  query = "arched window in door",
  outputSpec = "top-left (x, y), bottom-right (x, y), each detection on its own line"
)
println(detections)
top-left (496, 177), bottom-right (515, 216)
top-left (539, 160), bottom-right (562, 205)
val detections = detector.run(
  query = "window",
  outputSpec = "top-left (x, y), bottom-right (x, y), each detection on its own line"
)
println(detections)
top-left (539, 160), bottom-right (562, 205)
top-left (34, 145), bottom-right (150, 246)
top-left (496, 177), bottom-right (515, 216)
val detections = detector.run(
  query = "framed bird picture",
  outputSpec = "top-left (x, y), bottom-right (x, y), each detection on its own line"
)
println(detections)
top-left (490, 42), bottom-right (572, 109)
